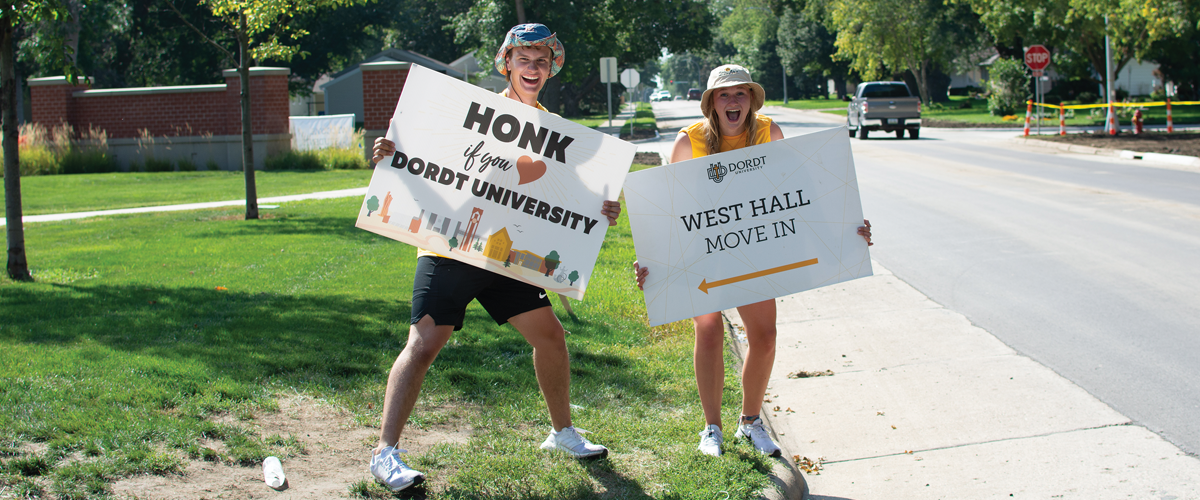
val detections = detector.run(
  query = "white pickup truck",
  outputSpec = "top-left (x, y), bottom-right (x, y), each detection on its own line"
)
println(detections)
top-left (845, 81), bottom-right (921, 140)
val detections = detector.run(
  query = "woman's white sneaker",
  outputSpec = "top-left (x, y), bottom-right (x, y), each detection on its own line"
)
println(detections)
top-left (697, 424), bottom-right (723, 456)
top-left (539, 426), bottom-right (608, 458)
top-left (369, 445), bottom-right (425, 491)
top-left (735, 418), bottom-right (782, 457)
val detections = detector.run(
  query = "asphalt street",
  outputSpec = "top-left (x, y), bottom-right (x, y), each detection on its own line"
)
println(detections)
top-left (647, 99), bottom-right (1200, 458)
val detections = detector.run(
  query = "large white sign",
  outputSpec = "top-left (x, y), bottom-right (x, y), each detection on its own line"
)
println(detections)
top-left (356, 65), bottom-right (636, 299)
top-left (624, 127), bottom-right (872, 326)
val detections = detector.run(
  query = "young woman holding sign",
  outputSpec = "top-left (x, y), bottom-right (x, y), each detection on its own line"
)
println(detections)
top-left (368, 24), bottom-right (620, 492)
top-left (634, 65), bottom-right (873, 457)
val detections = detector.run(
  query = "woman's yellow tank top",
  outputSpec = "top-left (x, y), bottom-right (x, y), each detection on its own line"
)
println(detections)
top-left (680, 114), bottom-right (774, 158)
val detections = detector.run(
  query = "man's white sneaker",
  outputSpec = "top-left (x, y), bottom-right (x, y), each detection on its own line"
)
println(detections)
top-left (697, 424), bottom-right (723, 456)
top-left (539, 426), bottom-right (608, 458)
top-left (369, 445), bottom-right (425, 491)
top-left (735, 418), bottom-right (782, 457)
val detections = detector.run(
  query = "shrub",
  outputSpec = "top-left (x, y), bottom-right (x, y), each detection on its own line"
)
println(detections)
top-left (1077, 91), bottom-right (1099, 104)
top-left (143, 157), bottom-right (174, 172)
top-left (986, 58), bottom-right (1030, 116)
top-left (1, 123), bottom-right (116, 177)
top-left (60, 150), bottom-right (118, 174)
top-left (177, 158), bottom-right (198, 172)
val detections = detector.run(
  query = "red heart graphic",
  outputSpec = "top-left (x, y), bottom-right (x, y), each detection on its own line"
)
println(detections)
top-left (516, 155), bottom-right (547, 185)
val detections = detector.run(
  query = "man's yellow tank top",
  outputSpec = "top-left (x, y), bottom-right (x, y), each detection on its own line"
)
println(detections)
top-left (680, 114), bottom-right (774, 157)
top-left (417, 99), bottom-right (551, 259)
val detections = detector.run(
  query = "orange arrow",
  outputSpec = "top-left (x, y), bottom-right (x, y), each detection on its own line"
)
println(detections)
top-left (698, 258), bottom-right (819, 294)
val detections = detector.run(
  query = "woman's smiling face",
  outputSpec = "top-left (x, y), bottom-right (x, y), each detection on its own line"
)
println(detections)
top-left (506, 46), bottom-right (552, 102)
top-left (712, 84), bottom-right (753, 135)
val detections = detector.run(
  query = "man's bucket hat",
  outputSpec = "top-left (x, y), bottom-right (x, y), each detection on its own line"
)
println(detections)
top-left (700, 64), bottom-right (766, 117)
top-left (494, 23), bottom-right (566, 78)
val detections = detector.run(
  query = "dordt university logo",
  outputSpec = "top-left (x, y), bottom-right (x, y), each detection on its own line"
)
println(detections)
top-left (707, 161), bottom-right (727, 183)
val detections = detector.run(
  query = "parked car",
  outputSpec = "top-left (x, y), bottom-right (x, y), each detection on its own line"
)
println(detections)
top-left (687, 88), bottom-right (702, 101)
top-left (651, 90), bottom-right (672, 101)
top-left (845, 81), bottom-right (921, 140)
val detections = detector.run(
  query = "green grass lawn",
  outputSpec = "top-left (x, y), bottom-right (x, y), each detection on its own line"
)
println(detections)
top-left (0, 176), bottom-right (775, 499)
top-left (16, 169), bottom-right (374, 216)
top-left (566, 113), bottom-right (616, 129)
top-left (764, 98), bottom-right (846, 110)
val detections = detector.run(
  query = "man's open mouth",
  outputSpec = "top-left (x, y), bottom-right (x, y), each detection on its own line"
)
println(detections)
top-left (522, 75), bottom-right (540, 86)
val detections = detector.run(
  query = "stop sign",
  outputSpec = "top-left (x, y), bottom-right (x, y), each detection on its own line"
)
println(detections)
top-left (1025, 45), bottom-right (1051, 71)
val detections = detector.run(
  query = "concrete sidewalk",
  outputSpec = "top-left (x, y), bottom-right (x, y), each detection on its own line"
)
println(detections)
top-left (723, 260), bottom-right (1200, 499)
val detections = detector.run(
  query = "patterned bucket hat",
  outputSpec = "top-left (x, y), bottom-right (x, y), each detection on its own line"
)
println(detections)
top-left (493, 23), bottom-right (566, 78)
top-left (700, 64), bottom-right (766, 117)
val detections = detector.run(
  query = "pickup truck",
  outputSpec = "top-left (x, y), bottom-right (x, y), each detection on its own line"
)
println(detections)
top-left (845, 81), bottom-right (921, 140)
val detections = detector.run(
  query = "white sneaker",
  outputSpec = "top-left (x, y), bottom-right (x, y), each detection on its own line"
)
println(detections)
top-left (539, 426), bottom-right (608, 458)
top-left (697, 424), bottom-right (723, 456)
top-left (369, 445), bottom-right (425, 491)
top-left (735, 417), bottom-right (782, 457)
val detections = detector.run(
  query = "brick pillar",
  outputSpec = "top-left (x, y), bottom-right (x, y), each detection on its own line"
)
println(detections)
top-left (221, 67), bottom-right (291, 135)
top-left (28, 76), bottom-right (92, 128)
top-left (361, 61), bottom-right (410, 159)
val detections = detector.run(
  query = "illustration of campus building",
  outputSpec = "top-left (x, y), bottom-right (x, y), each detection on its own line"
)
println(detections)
top-left (511, 250), bottom-right (543, 271)
top-left (484, 228), bottom-right (513, 262)
top-left (459, 208), bottom-right (483, 251)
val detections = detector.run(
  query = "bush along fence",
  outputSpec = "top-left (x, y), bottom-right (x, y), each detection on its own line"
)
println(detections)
top-left (1024, 99), bottom-right (1200, 137)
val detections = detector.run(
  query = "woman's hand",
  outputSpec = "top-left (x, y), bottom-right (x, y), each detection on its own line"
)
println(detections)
top-left (371, 137), bottom-right (396, 165)
top-left (602, 200), bottom-right (621, 226)
top-left (633, 261), bottom-right (649, 291)
top-left (858, 219), bottom-right (873, 246)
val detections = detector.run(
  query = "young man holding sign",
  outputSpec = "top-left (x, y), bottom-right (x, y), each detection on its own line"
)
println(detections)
top-left (368, 24), bottom-right (620, 492)
top-left (633, 65), bottom-right (873, 457)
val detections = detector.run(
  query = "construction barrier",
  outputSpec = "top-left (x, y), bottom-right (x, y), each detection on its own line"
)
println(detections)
top-left (1023, 100), bottom-right (1200, 135)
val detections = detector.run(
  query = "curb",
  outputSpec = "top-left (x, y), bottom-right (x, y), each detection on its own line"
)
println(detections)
top-left (722, 309), bottom-right (808, 500)
top-left (1012, 137), bottom-right (1200, 168)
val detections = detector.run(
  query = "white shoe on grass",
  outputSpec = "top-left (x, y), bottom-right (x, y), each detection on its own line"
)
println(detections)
top-left (540, 426), bottom-right (608, 458)
top-left (369, 445), bottom-right (425, 491)
top-left (697, 424), bottom-right (723, 456)
top-left (736, 417), bottom-right (782, 457)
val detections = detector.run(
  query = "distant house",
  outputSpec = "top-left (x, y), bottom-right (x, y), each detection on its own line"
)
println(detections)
top-left (321, 49), bottom-right (465, 124)
top-left (950, 49), bottom-right (1162, 97)
top-left (448, 51), bottom-right (508, 93)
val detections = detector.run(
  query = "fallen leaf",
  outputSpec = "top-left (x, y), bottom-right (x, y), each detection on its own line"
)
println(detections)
top-left (891, 425), bottom-right (897, 429)
top-left (787, 369), bottom-right (834, 379)
top-left (796, 456), bottom-right (825, 475)
top-left (215, 286), bottom-right (227, 291)
top-left (773, 406), bottom-right (781, 411)
top-left (877, 411), bottom-right (885, 416)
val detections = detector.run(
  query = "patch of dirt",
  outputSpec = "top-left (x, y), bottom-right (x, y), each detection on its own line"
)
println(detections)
top-left (924, 118), bottom-right (1023, 129)
top-left (632, 152), bottom-right (662, 166)
top-left (1033, 131), bottom-right (1200, 157)
top-left (208, 212), bottom-right (278, 222)
top-left (110, 395), bottom-right (473, 500)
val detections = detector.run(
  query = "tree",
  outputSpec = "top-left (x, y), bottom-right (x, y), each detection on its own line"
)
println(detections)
top-left (829, 0), bottom-right (983, 105)
top-left (568, 270), bottom-right (579, 285)
top-left (167, 0), bottom-right (367, 220)
top-left (448, 236), bottom-right (458, 250)
top-left (366, 195), bottom-right (379, 216)
top-left (543, 249), bottom-right (559, 276)
top-left (448, 0), bottom-right (716, 116)
top-left (776, 1), bottom-right (853, 99)
top-left (3, 0), bottom-right (71, 281)
top-left (960, 0), bottom-right (1194, 100)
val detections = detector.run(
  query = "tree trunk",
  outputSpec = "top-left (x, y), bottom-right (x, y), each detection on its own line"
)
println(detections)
top-left (2, 21), bottom-right (32, 281)
top-left (832, 74), bottom-right (846, 100)
top-left (514, 0), bottom-right (526, 24)
top-left (539, 74), bottom-right (561, 114)
top-left (63, 0), bottom-right (82, 65)
top-left (238, 13), bottom-right (258, 220)
top-left (916, 60), bottom-right (931, 105)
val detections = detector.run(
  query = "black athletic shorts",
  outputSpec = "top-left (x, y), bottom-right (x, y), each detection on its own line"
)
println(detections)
top-left (411, 255), bottom-right (552, 331)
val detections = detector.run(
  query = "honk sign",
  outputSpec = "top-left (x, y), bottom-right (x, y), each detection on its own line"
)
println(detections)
top-left (355, 64), bottom-right (636, 300)
top-left (624, 127), bottom-right (872, 326)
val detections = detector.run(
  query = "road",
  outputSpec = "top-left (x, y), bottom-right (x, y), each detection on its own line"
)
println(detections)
top-left (647, 99), bottom-right (1200, 457)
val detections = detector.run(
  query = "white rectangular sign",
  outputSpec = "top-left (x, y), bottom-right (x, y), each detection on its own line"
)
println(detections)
top-left (623, 127), bottom-right (872, 326)
top-left (356, 65), bottom-right (637, 299)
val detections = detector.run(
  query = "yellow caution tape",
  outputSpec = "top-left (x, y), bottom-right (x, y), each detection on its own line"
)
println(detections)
top-left (1026, 100), bottom-right (1200, 110)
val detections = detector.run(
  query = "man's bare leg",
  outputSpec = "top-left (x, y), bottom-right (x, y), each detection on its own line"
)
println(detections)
top-left (507, 306), bottom-right (572, 431)
top-left (376, 314), bottom-right (455, 450)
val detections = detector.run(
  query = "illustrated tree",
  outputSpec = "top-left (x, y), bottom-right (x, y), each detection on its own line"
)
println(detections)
top-left (166, 0), bottom-right (367, 220)
top-left (448, 236), bottom-right (458, 250)
top-left (3, 0), bottom-right (71, 281)
top-left (366, 195), bottom-right (379, 216)
top-left (568, 270), bottom-right (579, 286)
top-left (543, 250), bottom-right (559, 277)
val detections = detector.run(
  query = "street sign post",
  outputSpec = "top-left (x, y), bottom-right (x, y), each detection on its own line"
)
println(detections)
top-left (620, 68), bottom-right (640, 105)
top-left (600, 57), bottom-right (618, 127)
top-left (1025, 45), bottom-right (1051, 135)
